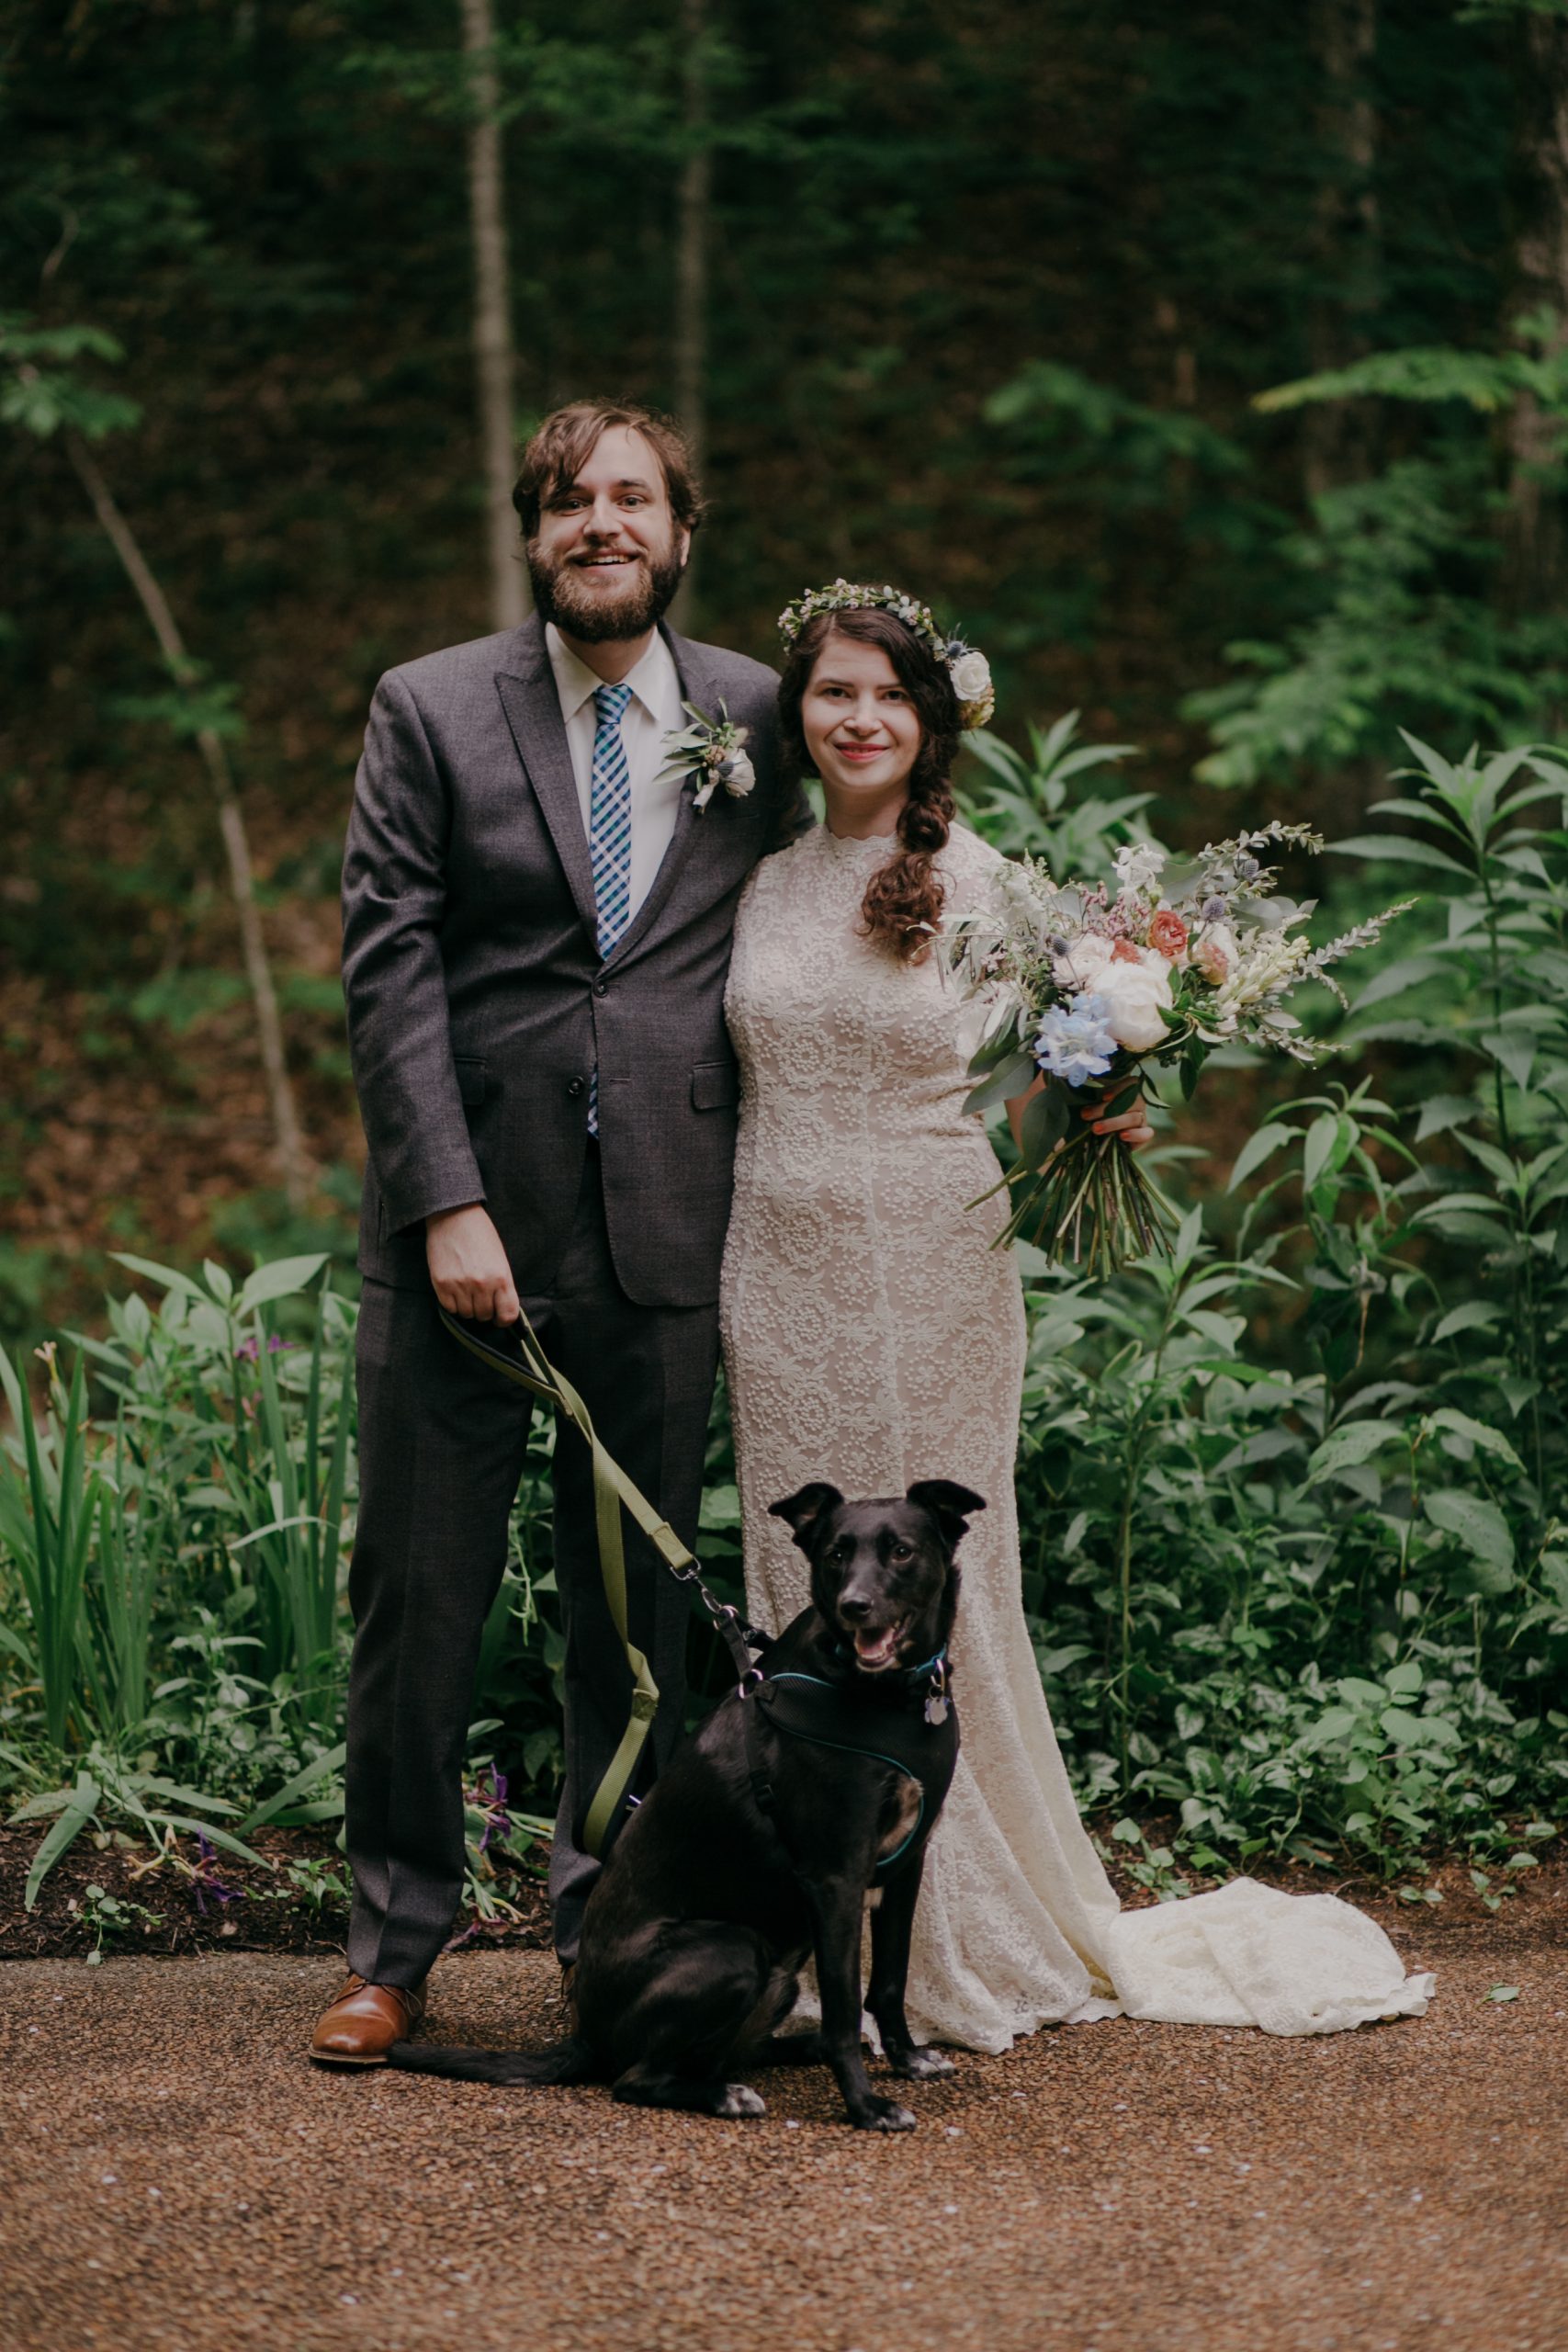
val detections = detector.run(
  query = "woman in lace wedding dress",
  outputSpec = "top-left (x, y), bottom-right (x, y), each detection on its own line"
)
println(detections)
top-left (718, 586), bottom-right (1433, 2053)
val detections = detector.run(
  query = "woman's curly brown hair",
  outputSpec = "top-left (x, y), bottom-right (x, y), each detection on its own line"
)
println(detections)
top-left (778, 606), bottom-right (961, 963)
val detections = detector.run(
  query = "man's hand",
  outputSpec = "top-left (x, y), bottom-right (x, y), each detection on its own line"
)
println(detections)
top-left (425, 1204), bottom-right (520, 1323)
top-left (1084, 1091), bottom-right (1155, 1151)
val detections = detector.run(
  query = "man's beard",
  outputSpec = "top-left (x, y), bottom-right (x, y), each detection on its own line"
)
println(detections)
top-left (526, 537), bottom-right (686, 643)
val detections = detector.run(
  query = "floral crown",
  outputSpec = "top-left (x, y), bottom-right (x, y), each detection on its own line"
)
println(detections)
top-left (776, 578), bottom-right (996, 730)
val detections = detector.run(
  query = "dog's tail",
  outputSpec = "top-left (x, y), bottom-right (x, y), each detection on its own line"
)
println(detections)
top-left (386, 2035), bottom-right (597, 2086)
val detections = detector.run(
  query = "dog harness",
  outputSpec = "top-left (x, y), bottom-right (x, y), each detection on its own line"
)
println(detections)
top-left (745, 1652), bottom-right (960, 1873)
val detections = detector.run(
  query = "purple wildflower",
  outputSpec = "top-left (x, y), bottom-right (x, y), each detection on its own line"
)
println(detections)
top-left (468, 1765), bottom-right (513, 1856)
top-left (234, 1334), bottom-right (298, 1363)
top-left (190, 1832), bottom-right (241, 1916)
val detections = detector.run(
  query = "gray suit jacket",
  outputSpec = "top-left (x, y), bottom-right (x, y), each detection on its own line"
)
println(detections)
top-left (342, 615), bottom-right (805, 1308)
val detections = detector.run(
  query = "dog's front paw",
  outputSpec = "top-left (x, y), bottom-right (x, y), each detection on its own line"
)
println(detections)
top-left (889, 2045), bottom-right (955, 2082)
top-left (715, 2083), bottom-right (767, 2120)
top-left (852, 2096), bottom-right (917, 2132)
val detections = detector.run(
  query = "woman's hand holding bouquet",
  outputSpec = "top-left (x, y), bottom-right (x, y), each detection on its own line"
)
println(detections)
top-left (948, 824), bottom-right (1411, 1272)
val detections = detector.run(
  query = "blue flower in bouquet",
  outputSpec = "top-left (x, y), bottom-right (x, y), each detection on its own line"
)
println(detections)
top-left (1034, 995), bottom-right (1117, 1088)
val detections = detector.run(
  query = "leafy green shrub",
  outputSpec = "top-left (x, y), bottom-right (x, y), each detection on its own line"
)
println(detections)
top-left (0, 1249), bottom-right (566, 1899)
top-left (1186, 321), bottom-right (1568, 787)
top-left (999, 724), bottom-right (1568, 1875)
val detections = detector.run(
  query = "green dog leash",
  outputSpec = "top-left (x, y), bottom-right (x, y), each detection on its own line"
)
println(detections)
top-left (436, 1305), bottom-right (760, 1858)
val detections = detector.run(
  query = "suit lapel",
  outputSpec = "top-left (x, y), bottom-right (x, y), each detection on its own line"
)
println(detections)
top-left (494, 620), bottom-right (600, 944)
top-left (601, 624), bottom-right (723, 967)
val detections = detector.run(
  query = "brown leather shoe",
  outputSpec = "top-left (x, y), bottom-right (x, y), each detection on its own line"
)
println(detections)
top-left (309, 1973), bottom-right (426, 2067)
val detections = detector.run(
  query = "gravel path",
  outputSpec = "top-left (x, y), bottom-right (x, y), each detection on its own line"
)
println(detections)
top-left (2, 1894), bottom-right (1564, 2352)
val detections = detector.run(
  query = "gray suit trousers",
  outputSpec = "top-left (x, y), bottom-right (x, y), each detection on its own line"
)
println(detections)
top-left (344, 1148), bottom-right (718, 1985)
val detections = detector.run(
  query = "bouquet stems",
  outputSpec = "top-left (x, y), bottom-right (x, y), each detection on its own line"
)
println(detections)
top-left (997, 1075), bottom-right (1176, 1274)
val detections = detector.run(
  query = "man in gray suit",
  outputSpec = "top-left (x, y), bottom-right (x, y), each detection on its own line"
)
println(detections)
top-left (313, 400), bottom-right (807, 2064)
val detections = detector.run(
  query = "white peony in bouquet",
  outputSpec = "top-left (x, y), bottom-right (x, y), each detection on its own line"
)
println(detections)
top-left (948, 824), bottom-right (1412, 1272)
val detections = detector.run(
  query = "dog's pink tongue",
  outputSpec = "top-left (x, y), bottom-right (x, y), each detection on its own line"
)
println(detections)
top-left (854, 1626), bottom-right (897, 1665)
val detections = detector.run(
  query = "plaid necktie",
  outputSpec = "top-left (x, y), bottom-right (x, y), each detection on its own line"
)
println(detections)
top-left (587, 682), bottom-right (634, 1133)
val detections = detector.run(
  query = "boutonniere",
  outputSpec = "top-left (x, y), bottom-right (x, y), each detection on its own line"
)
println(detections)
top-left (656, 698), bottom-right (756, 814)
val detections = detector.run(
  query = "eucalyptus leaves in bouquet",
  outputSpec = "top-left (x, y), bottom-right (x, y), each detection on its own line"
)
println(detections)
top-left (949, 825), bottom-right (1413, 1272)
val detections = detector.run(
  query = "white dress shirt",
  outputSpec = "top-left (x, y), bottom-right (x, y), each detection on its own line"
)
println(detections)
top-left (546, 623), bottom-right (687, 927)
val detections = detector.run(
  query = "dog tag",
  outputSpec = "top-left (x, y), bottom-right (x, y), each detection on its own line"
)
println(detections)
top-left (925, 1692), bottom-right (949, 1727)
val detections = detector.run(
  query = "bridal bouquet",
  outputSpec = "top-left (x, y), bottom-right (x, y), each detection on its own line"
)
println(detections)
top-left (948, 824), bottom-right (1412, 1272)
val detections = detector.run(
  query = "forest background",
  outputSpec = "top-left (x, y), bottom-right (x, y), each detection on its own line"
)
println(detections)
top-left (2, 0), bottom-right (1566, 1942)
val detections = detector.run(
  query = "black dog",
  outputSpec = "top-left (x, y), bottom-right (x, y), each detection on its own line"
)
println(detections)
top-left (388, 1477), bottom-right (985, 2131)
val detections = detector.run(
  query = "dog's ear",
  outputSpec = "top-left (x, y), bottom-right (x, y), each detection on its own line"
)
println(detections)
top-left (768, 1483), bottom-right (845, 1547)
top-left (906, 1480), bottom-right (987, 1548)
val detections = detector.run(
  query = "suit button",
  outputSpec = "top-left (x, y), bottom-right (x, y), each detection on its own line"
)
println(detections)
top-left (592, 978), bottom-right (608, 998)
top-left (566, 1077), bottom-right (585, 1100)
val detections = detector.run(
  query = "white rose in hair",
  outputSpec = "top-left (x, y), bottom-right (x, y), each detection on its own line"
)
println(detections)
top-left (724, 748), bottom-right (756, 797)
top-left (950, 650), bottom-right (991, 705)
top-left (1092, 955), bottom-right (1174, 1053)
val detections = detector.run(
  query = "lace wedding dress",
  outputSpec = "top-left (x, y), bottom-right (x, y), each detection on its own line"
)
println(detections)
top-left (719, 818), bottom-right (1434, 2052)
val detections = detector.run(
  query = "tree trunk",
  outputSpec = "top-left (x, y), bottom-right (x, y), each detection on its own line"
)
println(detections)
top-left (1501, 12), bottom-right (1568, 617)
top-left (670, 0), bottom-right (710, 631)
top-left (461, 0), bottom-right (528, 632)
top-left (58, 428), bottom-right (313, 1211)
top-left (1303, 0), bottom-right (1380, 504)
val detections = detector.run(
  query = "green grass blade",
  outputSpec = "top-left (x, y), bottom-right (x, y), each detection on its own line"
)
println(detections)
top-left (8, 1784), bottom-right (75, 1823)
top-left (316, 1343), bottom-right (355, 1667)
top-left (143, 1813), bottom-right (270, 1867)
top-left (55, 1353), bottom-right (88, 1563)
top-left (303, 1283), bottom-right (326, 1525)
top-left (17, 1369), bottom-right (67, 1749)
top-left (254, 1321), bottom-right (316, 1683)
top-left (108, 1252), bottom-right (211, 1303)
top-left (134, 1778), bottom-right (242, 1815)
top-left (0, 1620), bottom-right (37, 1671)
top-left (0, 1337), bottom-right (30, 1449)
top-left (24, 1772), bottom-right (101, 1910)
top-left (237, 1741), bottom-right (346, 1836)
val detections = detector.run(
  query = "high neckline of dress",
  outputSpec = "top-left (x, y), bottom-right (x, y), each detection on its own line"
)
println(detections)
top-left (817, 823), bottom-right (897, 865)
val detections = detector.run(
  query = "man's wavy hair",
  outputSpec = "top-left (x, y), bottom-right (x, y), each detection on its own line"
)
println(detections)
top-left (512, 400), bottom-right (708, 538)
top-left (778, 607), bottom-right (961, 963)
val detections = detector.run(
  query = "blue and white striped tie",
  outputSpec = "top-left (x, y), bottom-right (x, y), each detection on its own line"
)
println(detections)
top-left (587, 681), bottom-right (634, 1133)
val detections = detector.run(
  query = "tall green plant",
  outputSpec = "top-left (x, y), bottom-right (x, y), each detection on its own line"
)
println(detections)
top-left (230, 1283), bottom-right (355, 1730)
top-left (958, 710), bottom-right (1151, 874)
top-left (0, 1252), bottom-right (355, 1772)
top-left (0, 1345), bottom-right (102, 1751)
top-left (1331, 734), bottom-right (1568, 1501)
top-left (1229, 1076), bottom-right (1424, 1391)
top-left (80, 1396), bottom-right (170, 1736)
top-left (86, 1253), bottom-right (355, 1718)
